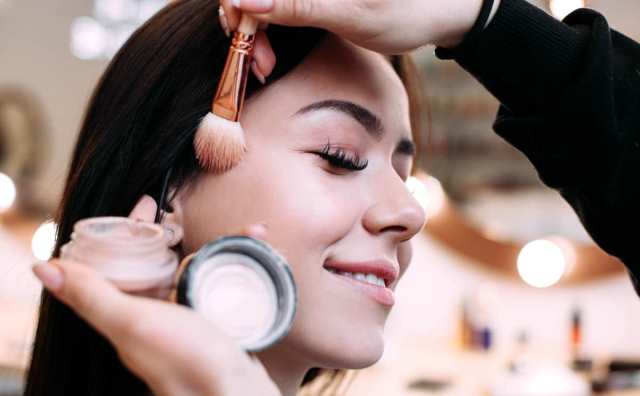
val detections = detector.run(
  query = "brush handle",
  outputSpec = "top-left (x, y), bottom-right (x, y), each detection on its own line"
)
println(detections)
top-left (211, 14), bottom-right (258, 121)
top-left (237, 14), bottom-right (258, 35)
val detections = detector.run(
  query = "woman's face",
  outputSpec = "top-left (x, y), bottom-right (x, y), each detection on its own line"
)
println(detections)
top-left (178, 35), bottom-right (426, 369)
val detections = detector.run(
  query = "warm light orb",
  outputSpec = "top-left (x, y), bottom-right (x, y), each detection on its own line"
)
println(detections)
top-left (70, 16), bottom-right (108, 59)
top-left (0, 172), bottom-right (17, 213)
top-left (406, 176), bottom-right (429, 211)
top-left (71, 1), bottom-right (168, 60)
top-left (424, 176), bottom-right (446, 217)
top-left (94, 0), bottom-right (137, 22)
top-left (32, 221), bottom-right (58, 261)
top-left (517, 239), bottom-right (567, 288)
top-left (406, 175), bottom-right (446, 219)
top-left (549, 0), bottom-right (585, 20)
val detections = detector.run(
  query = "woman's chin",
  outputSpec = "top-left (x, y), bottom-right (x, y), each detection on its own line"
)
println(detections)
top-left (319, 336), bottom-right (385, 369)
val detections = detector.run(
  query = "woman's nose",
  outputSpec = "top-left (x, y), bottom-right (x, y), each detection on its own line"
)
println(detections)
top-left (362, 175), bottom-right (426, 242)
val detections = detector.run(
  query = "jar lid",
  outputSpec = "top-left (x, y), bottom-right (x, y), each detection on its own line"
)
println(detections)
top-left (176, 236), bottom-right (297, 352)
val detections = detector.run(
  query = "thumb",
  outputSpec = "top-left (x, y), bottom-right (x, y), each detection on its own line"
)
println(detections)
top-left (129, 194), bottom-right (157, 222)
top-left (34, 259), bottom-right (135, 341)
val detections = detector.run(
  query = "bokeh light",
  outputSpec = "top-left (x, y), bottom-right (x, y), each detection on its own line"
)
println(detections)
top-left (71, 0), bottom-right (168, 60)
top-left (0, 172), bottom-right (17, 213)
top-left (549, 0), bottom-right (585, 20)
top-left (517, 239), bottom-right (567, 288)
top-left (70, 16), bottom-right (107, 60)
top-left (406, 175), bottom-right (446, 219)
top-left (31, 221), bottom-right (58, 261)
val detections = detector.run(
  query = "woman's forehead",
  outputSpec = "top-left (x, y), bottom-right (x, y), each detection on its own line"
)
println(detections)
top-left (293, 35), bottom-right (404, 94)
top-left (249, 35), bottom-right (411, 135)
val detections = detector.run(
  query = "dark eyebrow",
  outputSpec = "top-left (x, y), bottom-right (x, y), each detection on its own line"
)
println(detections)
top-left (294, 99), bottom-right (384, 140)
top-left (294, 99), bottom-right (416, 158)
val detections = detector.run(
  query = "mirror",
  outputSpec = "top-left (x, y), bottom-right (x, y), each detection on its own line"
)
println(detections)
top-left (0, 87), bottom-right (49, 212)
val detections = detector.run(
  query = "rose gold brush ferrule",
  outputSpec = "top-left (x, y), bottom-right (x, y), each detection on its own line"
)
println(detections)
top-left (212, 31), bottom-right (256, 122)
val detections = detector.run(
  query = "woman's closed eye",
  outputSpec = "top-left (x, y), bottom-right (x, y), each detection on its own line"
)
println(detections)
top-left (313, 141), bottom-right (368, 172)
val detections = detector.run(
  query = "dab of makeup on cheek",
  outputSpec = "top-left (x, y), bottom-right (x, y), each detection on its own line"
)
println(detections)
top-left (61, 217), bottom-right (297, 352)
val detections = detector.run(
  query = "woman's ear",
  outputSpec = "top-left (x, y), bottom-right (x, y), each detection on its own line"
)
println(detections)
top-left (162, 188), bottom-right (185, 247)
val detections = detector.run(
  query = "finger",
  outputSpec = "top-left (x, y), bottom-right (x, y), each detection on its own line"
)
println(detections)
top-left (236, 223), bottom-right (269, 242)
top-left (232, 0), bottom-right (277, 14)
top-left (234, 0), bottom-right (343, 28)
top-left (129, 195), bottom-right (157, 222)
top-left (35, 259), bottom-right (137, 341)
top-left (251, 61), bottom-right (265, 84)
top-left (253, 30), bottom-right (276, 78)
top-left (129, 277), bottom-right (174, 300)
top-left (218, 4), bottom-right (231, 37)
top-left (220, 0), bottom-right (241, 32)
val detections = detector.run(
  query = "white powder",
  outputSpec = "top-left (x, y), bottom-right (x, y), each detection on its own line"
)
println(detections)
top-left (192, 253), bottom-right (277, 344)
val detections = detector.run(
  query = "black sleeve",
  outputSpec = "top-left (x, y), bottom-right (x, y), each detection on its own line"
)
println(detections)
top-left (435, 0), bottom-right (640, 293)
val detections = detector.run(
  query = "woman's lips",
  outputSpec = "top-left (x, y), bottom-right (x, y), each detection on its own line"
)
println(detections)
top-left (325, 270), bottom-right (395, 307)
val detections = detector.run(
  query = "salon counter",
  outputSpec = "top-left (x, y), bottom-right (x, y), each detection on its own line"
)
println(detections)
top-left (347, 341), bottom-right (640, 396)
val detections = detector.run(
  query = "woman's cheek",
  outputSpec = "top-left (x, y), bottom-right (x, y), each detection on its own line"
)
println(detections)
top-left (269, 173), bottom-right (359, 250)
top-left (256, 152), bottom-right (351, 224)
top-left (397, 241), bottom-right (413, 279)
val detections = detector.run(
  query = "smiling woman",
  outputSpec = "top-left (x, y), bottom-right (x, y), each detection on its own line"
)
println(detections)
top-left (24, 1), bottom-right (427, 395)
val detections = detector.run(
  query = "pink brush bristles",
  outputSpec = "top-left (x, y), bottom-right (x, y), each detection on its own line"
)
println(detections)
top-left (194, 113), bottom-right (246, 173)
top-left (193, 14), bottom-right (258, 174)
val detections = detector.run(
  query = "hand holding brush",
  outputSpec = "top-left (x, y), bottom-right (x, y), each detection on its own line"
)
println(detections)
top-left (194, 12), bottom-right (266, 173)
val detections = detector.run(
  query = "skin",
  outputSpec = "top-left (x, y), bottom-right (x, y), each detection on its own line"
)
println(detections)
top-left (223, 0), bottom-right (502, 80)
top-left (173, 34), bottom-right (426, 396)
top-left (33, 35), bottom-right (426, 396)
top-left (35, 205), bottom-right (282, 396)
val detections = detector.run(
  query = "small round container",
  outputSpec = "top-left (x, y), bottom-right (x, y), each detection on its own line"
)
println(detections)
top-left (175, 236), bottom-right (297, 352)
top-left (60, 217), bottom-right (178, 291)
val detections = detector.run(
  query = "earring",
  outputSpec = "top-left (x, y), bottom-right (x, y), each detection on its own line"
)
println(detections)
top-left (163, 221), bottom-right (184, 247)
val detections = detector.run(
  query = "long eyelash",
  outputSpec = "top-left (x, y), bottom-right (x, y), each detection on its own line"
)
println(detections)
top-left (316, 141), bottom-right (368, 171)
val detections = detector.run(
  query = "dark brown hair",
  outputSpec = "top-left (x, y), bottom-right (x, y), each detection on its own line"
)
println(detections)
top-left (24, 1), bottom-right (425, 394)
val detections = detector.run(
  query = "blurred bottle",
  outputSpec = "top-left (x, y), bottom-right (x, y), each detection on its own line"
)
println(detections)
top-left (458, 296), bottom-right (473, 350)
top-left (458, 293), bottom-right (493, 352)
top-left (569, 305), bottom-right (595, 388)
top-left (570, 306), bottom-right (583, 359)
top-left (508, 330), bottom-right (530, 373)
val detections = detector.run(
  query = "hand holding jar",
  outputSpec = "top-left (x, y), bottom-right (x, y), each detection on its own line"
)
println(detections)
top-left (32, 195), bottom-right (283, 396)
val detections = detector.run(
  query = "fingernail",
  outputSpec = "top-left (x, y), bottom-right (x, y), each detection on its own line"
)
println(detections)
top-left (232, 0), bottom-right (241, 7)
top-left (33, 261), bottom-right (64, 292)
top-left (251, 61), bottom-right (266, 84)
top-left (218, 7), bottom-right (231, 37)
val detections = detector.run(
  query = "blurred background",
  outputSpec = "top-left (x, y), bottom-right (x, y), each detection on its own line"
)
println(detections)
top-left (1, 0), bottom-right (639, 395)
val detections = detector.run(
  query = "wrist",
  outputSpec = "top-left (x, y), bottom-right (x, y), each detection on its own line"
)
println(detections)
top-left (435, 0), bottom-right (501, 48)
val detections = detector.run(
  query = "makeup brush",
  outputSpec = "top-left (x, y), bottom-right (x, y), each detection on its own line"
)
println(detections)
top-left (194, 14), bottom-right (259, 173)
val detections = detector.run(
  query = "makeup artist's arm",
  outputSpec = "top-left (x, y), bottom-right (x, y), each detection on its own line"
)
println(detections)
top-left (223, 0), bottom-right (499, 54)
top-left (432, 0), bottom-right (640, 294)
top-left (31, 198), bottom-right (281, 396)
top-left (233, 0), bottom-right (640, 295)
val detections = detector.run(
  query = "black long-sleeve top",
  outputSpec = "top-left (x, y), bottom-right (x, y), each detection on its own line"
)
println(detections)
top-left (436, 0), bottom-right (640, 293)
